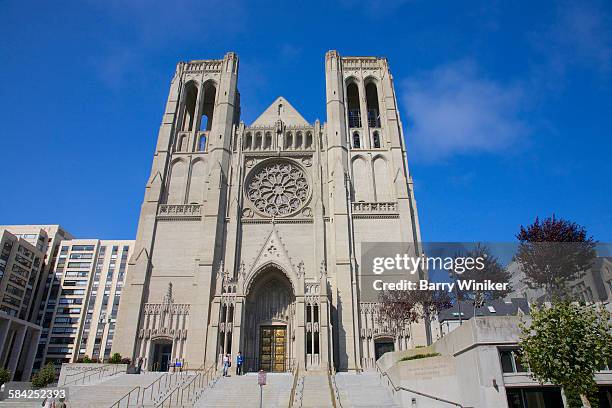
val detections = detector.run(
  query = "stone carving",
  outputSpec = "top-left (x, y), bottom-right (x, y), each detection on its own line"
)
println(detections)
top-left (351, 202), bottom-right (398, 213)
top-left (158, 204), bottom-right (202, 217)
top-left (246, 160), bottom-right (309, 217)
top-left (297, 261), bottom-right (305, 279)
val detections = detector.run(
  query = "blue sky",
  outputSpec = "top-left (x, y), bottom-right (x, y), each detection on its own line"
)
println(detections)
top-left (1, 0), bottom-right (611, 242)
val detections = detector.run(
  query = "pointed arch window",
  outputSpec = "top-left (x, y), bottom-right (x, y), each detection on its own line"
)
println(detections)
top-left (199, 83), bottom-right (216, 131)
top-left (181, 82), bottom-right (198, 131)
top-left (245, 133), bottom-right (252, 150)
top-left (264, 132), bottom-right (272, 149)
top-left (373, 131), bottom-right (381, 148)
top-left (198, 135), bottom-right (207, 151)
top-left (366, 82), bottom-right (381, 128)
top-left (305, 132), bottom-right (313, 149)
top-left (346, 82), bottom-right (362, 128)
top-left (352, 132), bottom-right (361, 149)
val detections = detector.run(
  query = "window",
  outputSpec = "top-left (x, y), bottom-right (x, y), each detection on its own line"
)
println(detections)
top-left (346, 82), bottom-right (361, 128)
top-left (199, 83), bottom-right (216, 131)
top-left (352, 132), bottom-right (361, 149)
top-left (181, 82), bottom-right (198, 131)
top-left (71, 245), bottom-right (94, 251)
top-left (264, 132), bottom-right (272, 149)
top-left (70, 253), bottom-right (93, 260)
top-left (373, 131), bottom-right (381, 148)
top-left (365, 82), bottom-right (381, 127)
top-left (245, 133), bottom-right (252, 150)
top-left (198, 135), bottom-right (206, 151)
top-left (499, 348), bottom-right (527, 373)
top-left (67, 262), bottom-right (91, 268)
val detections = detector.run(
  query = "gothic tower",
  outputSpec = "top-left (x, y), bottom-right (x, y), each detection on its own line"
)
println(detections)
top-left (113, 51), bottom-right (424, 373)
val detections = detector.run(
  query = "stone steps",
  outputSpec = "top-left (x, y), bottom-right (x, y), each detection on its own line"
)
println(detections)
top-left (333, 372), bottom-right (401, 408)
top-left (65, 371), bottom-right (197, 408)
top-left (298, 372), bottom-right (334, 408)
top-left (196, 373), bottom-right (293, 408)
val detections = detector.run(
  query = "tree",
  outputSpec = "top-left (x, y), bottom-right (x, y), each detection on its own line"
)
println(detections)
top-left (31, 363), bottom-right (57, 388)
top-left (453, 244), bottom-right (512, 301)
top-left (379, 288), bottom-right (452, 333)
top-left (519, 301), bottom-right (612, 408)
top-left (0, 368), bottom-right (10, 386)
top-left (108, 353), bottom-right (122, 364)
top-left (515, 215), bottom-right (596, 301)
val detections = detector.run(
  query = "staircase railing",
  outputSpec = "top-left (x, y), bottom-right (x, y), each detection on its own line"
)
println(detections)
top-left (326, 364), bottom-right (338, 408)
top-left (155, 363), bottom-right (217, 408)
top-left (181, 362), bottom-right (216, 404)
top-left (109, 385), bottom-right (140, 408)
top-left (328, 364), bottom-right (344, 408)
top-left (375, 362), bottom-right (471, 408)
top-left (288, 362), bottom-right (300, 408)
top-left (141, 373), bottom-right (168, 403)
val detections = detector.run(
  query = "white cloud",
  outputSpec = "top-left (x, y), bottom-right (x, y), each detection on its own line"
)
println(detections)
top-left (402, 61), bottom-right (528, 161)
top-left (530, 1), bottom-right (612, 84)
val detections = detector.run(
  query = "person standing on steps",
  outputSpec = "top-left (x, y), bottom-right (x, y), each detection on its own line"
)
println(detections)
top-left (223, 353), bottom-right (230, 376)
top-left (236, 351), bottom-right (244, 375)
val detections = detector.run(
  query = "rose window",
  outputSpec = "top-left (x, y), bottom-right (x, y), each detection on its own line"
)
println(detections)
top-left (246, 160), bottom-right (309, 216)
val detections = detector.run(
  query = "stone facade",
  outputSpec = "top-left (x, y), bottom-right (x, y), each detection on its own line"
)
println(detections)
top-left (113, 51), bottom-right (425, 373)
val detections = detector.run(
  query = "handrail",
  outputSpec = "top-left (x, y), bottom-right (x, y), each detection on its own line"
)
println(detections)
top-left (375, 363), bottom-right (470, 408)
top-left (328, 365), bottom-right (344, 408)
top-left (326, 364), bottom-right (338, 408)
top-left (156, 363), bottom-right (217, 408)
top-left (288, 362), bottom-right (299, 408)
top-left (141, 373), bottom-right (168, 403)
top-left (181, 363), bottom-right (217, 406)
top-left (109, 385), bottom-right (140, 408)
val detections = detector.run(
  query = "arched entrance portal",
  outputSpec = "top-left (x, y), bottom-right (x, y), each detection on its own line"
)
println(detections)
top-left (244, 266), bottom-right (296, 372)
top-left (150, 338), bottom-right (173, 371)
top-left (374, 336), bottom-right (395, 361)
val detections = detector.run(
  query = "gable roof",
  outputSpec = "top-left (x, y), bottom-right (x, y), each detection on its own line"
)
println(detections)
top-left (251, 97), bottom-right (309, 126)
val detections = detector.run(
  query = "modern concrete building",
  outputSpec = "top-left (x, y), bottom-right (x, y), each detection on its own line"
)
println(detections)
top-left (113, 51), bottom-right (425, 373)
top-left (0, 225), bottom-right (75, 372)
top-left (432, 298), bottom-right (529, 340)
top-left (0, 225), bottom-right (73, 324)
top-left (39, 239), bottom-right (134, 367)
top-left (0, 228), bottom-right (45, 380)
top-left (377, 316), bottom-right (612, 408)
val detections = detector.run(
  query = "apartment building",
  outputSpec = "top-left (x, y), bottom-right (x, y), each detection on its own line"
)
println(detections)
top-left (0, 225), bottom-right (74, 324)
top-left (40, 239), bottom-right (134, 367)
top-left (0, 228), bottom-right (45, 380)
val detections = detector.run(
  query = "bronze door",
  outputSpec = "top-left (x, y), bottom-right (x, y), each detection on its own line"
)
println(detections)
top-left (259, 326), bottom-right (286, 372)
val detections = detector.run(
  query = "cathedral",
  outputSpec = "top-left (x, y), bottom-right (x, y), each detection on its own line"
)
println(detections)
top-left (113, 51), bottom-right (426, 373)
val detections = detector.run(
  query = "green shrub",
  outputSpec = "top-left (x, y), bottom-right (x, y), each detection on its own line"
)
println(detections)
top-left (31, 363), bottom-right (56, 388)
top-left (400, 352), bottom-right (441, 361)
top-left (0, 367), bottom-right (11, 386)
top-left (76, 355), bottom-right (97, 363)
top-left (108, 353), bottom-right (122, 364)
